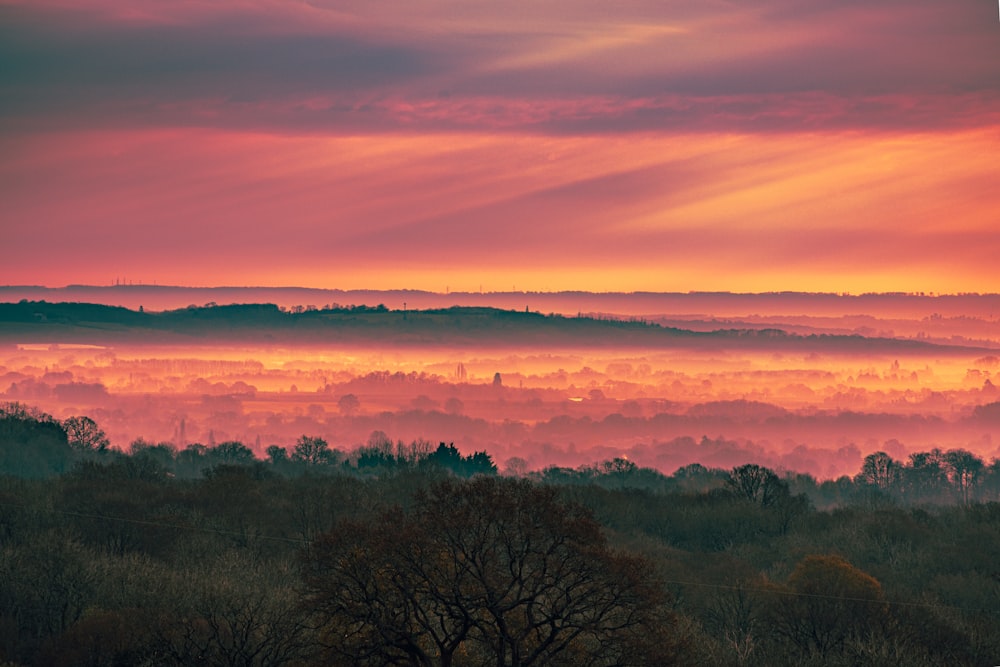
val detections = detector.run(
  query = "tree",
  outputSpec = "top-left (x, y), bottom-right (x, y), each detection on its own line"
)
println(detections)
top-left (0, 405), bottom-right (73, 477)
top-left (423, 442), bottom-right (464, 472)
top-left (767, 554), bottom-right (888, 659)
top-left (0, 531), bottom-right (96, 658)
top-left (176, 443), bottom-right (209, 477)
top-left (901, 450), bottom-right (949, 502)
top-left (152, 555), bottom-right (310, 667)
top-left (703, 580), bottom-right (763, 666)
top-left (337, 394), bottom-right (360, 416)
top-left (356, 436), bottom-right (396, 469)
top-left (129, 439), bottom-right (176, 473)
top-left (62, 416), bottom-right (110, 454)
top-left (265, 445), bottom-right (288, 464)
top-left (671, 463), bottom-right (728, 493)
top-left (599, 457), bottom-right (638, 488)
top-left (422, 443), bottom-right (497, 477)
top-left (943, 449), bottom-right (984, 505)
top-left (466, 451), bottom-right (497, 476)
top-left (301, 477), bottom-right (682, 666)
top-left (726, 464), bottom-right (787, 506)
top-left (856, 451), bottom-right (899, 491)
top-left (291, 435), bottom-right (332, 466)
top-left (503, 456), bottom-right (529, 477)
top-left (208, 441), bottom-right (255, 466)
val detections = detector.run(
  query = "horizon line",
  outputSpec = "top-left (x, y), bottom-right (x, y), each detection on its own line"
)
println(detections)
top-left (2, 285), bottom-right (999, 299)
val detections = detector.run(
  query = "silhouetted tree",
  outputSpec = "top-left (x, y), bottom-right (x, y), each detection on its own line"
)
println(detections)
top-left (503, 456), bottom-right (529, 477)
top-left (422, 443), bottom-right (496, 477)
top-left (901, 450), bottom-right (949, 502)
top-left (208, 441), bottom-right (255, 467)
top-left (301, 477), bottom-right (683, 666)
top-left (337, 394), bottom-right (360, 416)
top-left (265, 445), bottom-right (288, 464)
top-left (291, 435), bottom-right (334, 467)
top-left (856, 451), bottom-right (899, 491)
top-left (62, 416), bottom-right (110, 454)
top-left (129, 439), bottom-right (176, 475)
top-left (671, 463), bottom-right (728, 494)
top-left (726, 464), bottom-right (788, 506)
top-left (0, 404), bottom-right (73, 477)
top-left (176, 443), bottom-right (209, 477)
top-left (598, 457), bottom-right (638, 488)
top-left (942, 449), bottom-right (984, 505)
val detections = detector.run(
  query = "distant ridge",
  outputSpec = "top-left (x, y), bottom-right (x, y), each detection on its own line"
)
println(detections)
top-left (1, 285), bottom-right (998, 320)
top-left (0, 300), bottom-right (992, 355)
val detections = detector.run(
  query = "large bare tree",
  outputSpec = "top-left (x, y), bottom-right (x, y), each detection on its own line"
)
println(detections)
top-left (301, 477), bottom-right (682, 666)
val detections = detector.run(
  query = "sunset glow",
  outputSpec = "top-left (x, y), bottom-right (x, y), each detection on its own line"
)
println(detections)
top-left (2, 0), bottom-right (999, 293)
top-left (5, 4), bottom-right (1000, 661)
top-left (3, 0), bottom-right (1000, 476)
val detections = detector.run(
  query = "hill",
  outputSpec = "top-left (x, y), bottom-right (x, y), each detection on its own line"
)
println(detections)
top-left (0, 301), bottom-right (986, 355)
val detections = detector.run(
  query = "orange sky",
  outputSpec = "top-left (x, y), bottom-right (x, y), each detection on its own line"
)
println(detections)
top-left (2, 0), bottom-right (999, 294)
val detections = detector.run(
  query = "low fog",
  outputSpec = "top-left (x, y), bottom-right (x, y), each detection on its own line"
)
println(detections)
top-left (4, 340), bottom-right (998, 479)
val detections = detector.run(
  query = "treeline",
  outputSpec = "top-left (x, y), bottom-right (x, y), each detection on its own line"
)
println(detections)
top-left (0, 402), bottom-right (497, 480)
top-left (1, 403), bottom-right (1000, 665)
top-left (537, 450), bottom-right (1000, 509)
top-left (4, 402), bottom-right (1000, 508)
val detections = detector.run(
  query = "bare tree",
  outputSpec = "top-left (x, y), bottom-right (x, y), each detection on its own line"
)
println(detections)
top-left (943, 449), bottom-right (984, 505)
top-left (726, 464), bottom-right (787, 506)
top-left (857, 451), bottom-right (899, 491)
top-left (155, 555), bottom-right (311, 667)
top-left (767, 554), bottom-right (888, 659)
top-left (301, 477), bottom-right (682, 666)
top-left (291, 435), bottom-right (333, 466)
top-left (63, 416), bottom-right (110, 453)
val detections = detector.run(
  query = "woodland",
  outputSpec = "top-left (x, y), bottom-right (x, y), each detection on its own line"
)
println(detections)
top-left (1, 402), bottom-right (999, 666)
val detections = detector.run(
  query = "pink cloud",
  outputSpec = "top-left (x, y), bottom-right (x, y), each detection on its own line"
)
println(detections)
top-left (3, 126), bottom-right (998, 293)
top-left (1, 0), bottom-right (998, 292)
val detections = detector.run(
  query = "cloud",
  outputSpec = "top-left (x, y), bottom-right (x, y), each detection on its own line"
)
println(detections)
top-left (1, 0), bottom-right (998, 293)
top-left (0, 3), bottom-right (441, 130)
top-left (3, 123), bottom-right (996, 293)
top-left (2, 0), bottom-right (998, 134)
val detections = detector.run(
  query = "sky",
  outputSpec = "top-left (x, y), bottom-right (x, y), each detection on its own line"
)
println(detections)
top-left (2, 0), bottom-right (999, 294)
